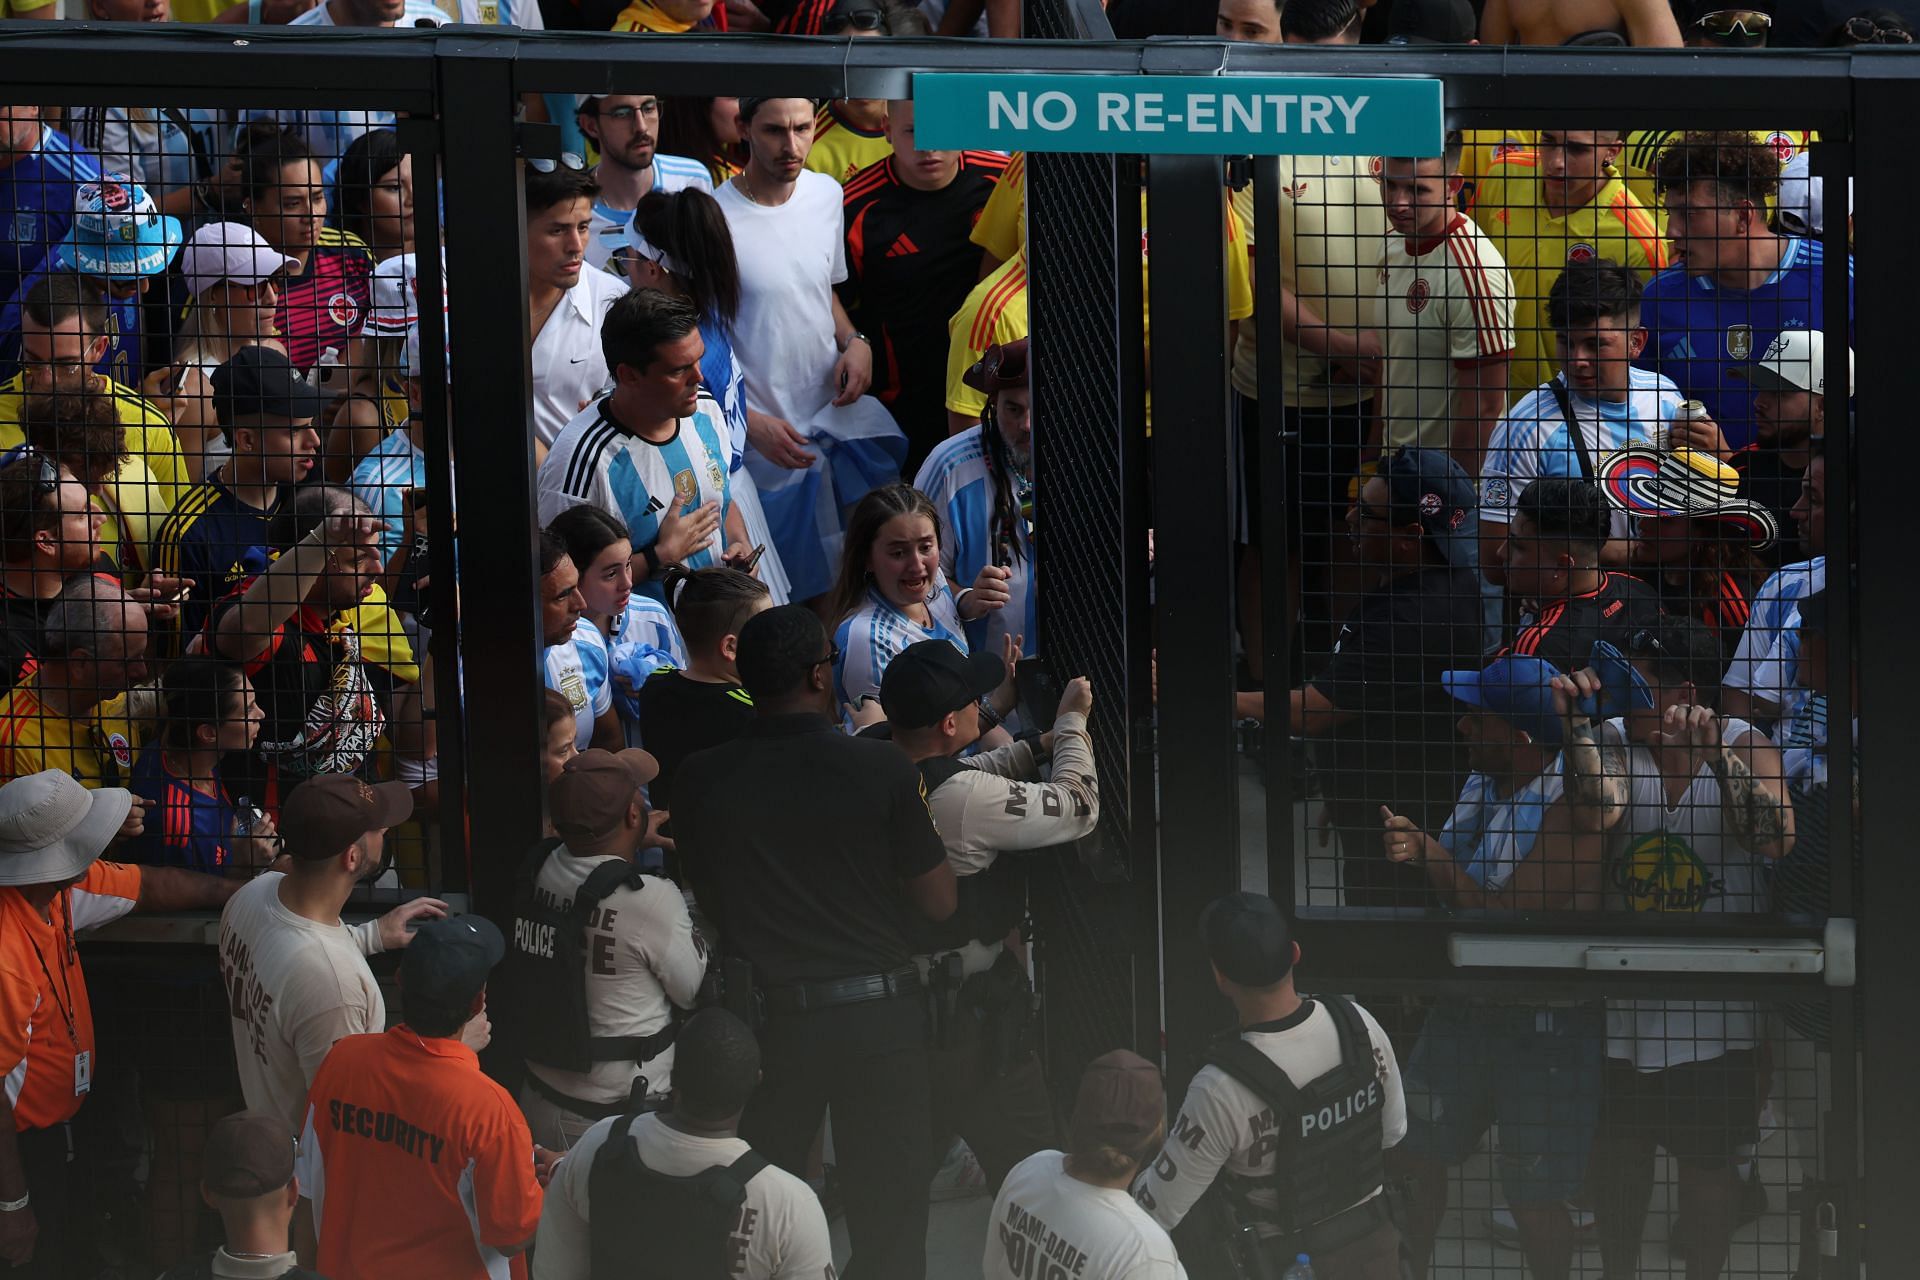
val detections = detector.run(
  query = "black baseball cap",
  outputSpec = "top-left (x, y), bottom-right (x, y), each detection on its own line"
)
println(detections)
top-left (1201, 892), bottom-right (1295, 987)
top-left (1387, 0), bottom-right (1475, 43)
top-left (209, 346), bottom-right (326, 425)
top-left (400, 915), bottom-right (505, 1018)
top-left (880, 640), bottom-right (1003, 730)
top-left (1383, 446), bottom-right (1477, 569)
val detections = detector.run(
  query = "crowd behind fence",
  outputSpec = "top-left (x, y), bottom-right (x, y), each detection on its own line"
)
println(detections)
top-left (0, 4), bottom-right (1906, 1279)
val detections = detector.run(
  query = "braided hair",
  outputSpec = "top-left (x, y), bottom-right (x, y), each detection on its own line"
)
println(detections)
top-left (979, 393), bottom-right (1028, 568)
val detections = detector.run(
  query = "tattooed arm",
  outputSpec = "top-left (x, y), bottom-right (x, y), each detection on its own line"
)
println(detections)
top-left (1711, 726), bottom-right (1797, 860)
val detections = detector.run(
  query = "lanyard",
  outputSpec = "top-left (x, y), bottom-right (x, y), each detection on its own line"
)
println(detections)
top-left (28, 895), bottom-right (79, 1047)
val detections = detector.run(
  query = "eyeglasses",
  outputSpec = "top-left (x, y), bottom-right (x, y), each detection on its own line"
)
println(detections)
top-left (1845, 14), bottom-right (1915, 42)
top-left (527, 152), bottom-right (588, 174)
top-left (828, 4), bottom-right (884, 29)
top-left (596, 102), bottom-right (661, 122)
top-left (0, 444), bottom-right (59, 498)
top-left (1692, 8), bottom-right (1770, 44)
top-left (812, 644), bottom-right (841, 669)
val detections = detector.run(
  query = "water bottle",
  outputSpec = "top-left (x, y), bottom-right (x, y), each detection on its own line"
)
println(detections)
top-left (1281, 1254), bottom-right (1315, 1280)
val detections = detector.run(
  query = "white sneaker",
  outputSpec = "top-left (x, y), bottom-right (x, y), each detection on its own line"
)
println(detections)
top-left (930, 1139), bottom-right (989, 1202)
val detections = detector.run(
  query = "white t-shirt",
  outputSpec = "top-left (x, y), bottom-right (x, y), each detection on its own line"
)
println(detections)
top-left (217, 872), bottom-right (389, 1131)
top-left (986, 1152), bottom-right (1186, 1280)
top-left (532, 267), bottom-right (629, 448)
top-left (545, 619), bottom-right (613, 751)
top-left (533, 1113), bottom-right (835, 1280)
top-left (1600, 715), bottom-right (1769, 1070)
top-left (1378, 213), bottom-right (1515, 451)
top-left (714, 172), bottom-right (847, 429)
top-left (523, 850), bottom-right (708, 1106)
top-left (1133, 999), bottom-right (1406, 1233)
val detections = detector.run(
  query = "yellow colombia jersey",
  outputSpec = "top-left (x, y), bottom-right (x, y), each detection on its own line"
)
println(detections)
top-left (0, 681), bottom-right (142, 788)
top-left (1458, 128), bottom-right (1535, 216)
top-left (805, 104), bottom-right (892, 186)
top-left (1621, 129), bottom-right (1813, 215)
top-left (1473, 157), bottom-right (1670, 399)
top-left (971, 151), bottom-right (1026, 263)
top-left (0, 374), bottom-right (185, 578)
top-left (947, 250), bottom-right (1030, 421)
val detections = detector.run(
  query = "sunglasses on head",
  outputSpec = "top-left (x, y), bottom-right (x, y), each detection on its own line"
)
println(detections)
top-left (0, 444), bottom-right (58, 498)
top-left (1845, 14), bottom-right (1914, 42)
top-left (527, 152), bottom-right (588, 174)
top-left (829, 3), bottom-right (884, 29)
top-left (1693, 7), bottom-right (1770, 43)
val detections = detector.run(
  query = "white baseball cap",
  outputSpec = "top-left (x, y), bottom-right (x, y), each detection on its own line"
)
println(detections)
top-left (178, 222), bottom-right (300, 296)
top-left (1729, 329), bottom-right (1852, 395)
top-left (367, 251), bottom-right (424, 338)
top-left (1777, 151), bottom-right (1851, 239)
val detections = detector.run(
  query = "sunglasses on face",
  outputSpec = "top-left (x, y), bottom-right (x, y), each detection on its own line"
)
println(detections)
top-left (527, 152), bottom-right (588, 174)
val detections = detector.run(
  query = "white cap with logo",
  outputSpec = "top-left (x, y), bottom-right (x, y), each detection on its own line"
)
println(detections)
top-left (1730, 330), bottom-right (1853, 395)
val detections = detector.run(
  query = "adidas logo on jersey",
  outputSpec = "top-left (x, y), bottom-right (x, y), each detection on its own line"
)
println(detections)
top-left (886, 233), bottom-right (920, 258)
top-left (1667, 335), bottom-right (1698, 361)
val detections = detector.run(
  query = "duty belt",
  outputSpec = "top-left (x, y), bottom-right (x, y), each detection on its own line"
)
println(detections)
top-left (762, 965), bottom-right (923, 1015)
top-left (1272, 1192), bottom-right (1394, 1260)
top-left (524, 1070), bottom-right (665, 1121)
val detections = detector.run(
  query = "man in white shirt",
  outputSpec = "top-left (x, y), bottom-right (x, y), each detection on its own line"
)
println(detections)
top-left (717, 96), bottom-right (901, 605)
top-left (1133, 894), bottom-right (1406, 1280)
top-left (528, 164), bottom-right (629, 463)
top-left (1375, 131), bottom-right (1515, 472)
top-left (532, 1009), bottom-right (835, 1280)
top-left (217, 774), bottom-right (448, 1130)
top-left (576, 94), bottom-right (713, 273)
top-left (515, 748), bottom-right (707, 1150)
top-left (1550, 620), bottom-right (1794, 1280)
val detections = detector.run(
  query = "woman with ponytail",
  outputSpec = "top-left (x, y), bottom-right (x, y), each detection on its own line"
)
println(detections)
top-left (617, 187), bottom-right (792, 604)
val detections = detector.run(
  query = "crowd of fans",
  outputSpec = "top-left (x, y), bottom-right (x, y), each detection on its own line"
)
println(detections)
top-left (0, 0), bottom-right (1887, 1276)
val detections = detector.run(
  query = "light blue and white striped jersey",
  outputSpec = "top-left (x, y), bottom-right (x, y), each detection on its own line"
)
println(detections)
top-left (536, 392), bottom-right (734, 573)
top-left (1480, 367), bottom-right (1682, 540)
top-left (348, 430), bottom-right (425, 565)
top-left (1724, 555), bottom-right (1825, 720)
top-left (0, 127), bottom-right (99, 307)
top-left (609, 592), bottom-right (687, 744)
top-left (697, 316), bottom-right (748, 463)
top-left (585, 155), bottom-right (714, 272)
top-left (913, 425), bottom-right (1036, 661)
top-left (834, 582), bottom-right (968, 709)
top-left (544, 618), bottom-right (612, 751)
top-left (1439, 766), bottom-right (1564, 891)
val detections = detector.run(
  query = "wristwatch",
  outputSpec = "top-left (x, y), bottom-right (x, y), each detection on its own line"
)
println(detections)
top-left (838, 331), bottom-right (870, 353)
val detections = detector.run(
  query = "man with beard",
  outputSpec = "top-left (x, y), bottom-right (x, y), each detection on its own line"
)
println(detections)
top-left (914, 338), bottom-right (1029, 661)
top-left (578, 94), bottom-right (712, 273)
top-left (217, 773), bottom-right (448, 1130)
top-left (1728, 329), bottom-right (1844, 567)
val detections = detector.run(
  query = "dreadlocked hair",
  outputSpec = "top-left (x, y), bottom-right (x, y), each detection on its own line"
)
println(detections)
top-left (978, 397), bottom-right (1028, 568)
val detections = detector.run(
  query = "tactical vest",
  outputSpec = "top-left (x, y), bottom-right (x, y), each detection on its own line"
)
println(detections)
top-left (588, 1111), bottom-right (769, 1279)
top-left (495, 840), bottom-right (676, 1074)
top-left (918, 755), bottom-right (1028, 952)
top-left (1205, 995), bottom-right (1387, 1235)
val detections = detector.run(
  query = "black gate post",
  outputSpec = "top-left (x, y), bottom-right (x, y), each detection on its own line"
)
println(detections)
top-left (1146, 153), bottom-right (1240, 1089)
top-left (435, 39), bottom-right (546, 922)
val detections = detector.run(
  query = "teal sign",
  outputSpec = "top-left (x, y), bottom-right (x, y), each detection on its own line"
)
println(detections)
top-left (913, 73), bottom-right (1443, 157)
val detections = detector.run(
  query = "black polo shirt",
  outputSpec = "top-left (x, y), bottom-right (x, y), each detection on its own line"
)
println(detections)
top-left (636, 668), bottom-right (755, 813)
top-left (674, 710), bottom-right (947, 983)
top-left (1309, 564), bottom-right (1484, 839)
top-left (1504, 570), bottom-right (1663, 677)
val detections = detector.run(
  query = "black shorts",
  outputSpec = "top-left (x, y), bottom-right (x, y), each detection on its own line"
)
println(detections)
top-left (1601, 1050), bottom-right (1761, 1169)
top-left (1235, 390), bottom-right (1372, 550)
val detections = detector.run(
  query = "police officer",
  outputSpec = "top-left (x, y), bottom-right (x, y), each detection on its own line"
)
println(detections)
top-left (674, 604), bottom-right (957, 1280)
top-left (879, 640), bottom-right (1100, 1187)
top-left (1133, 894), bottom-right (1407, 1280)
top-left (531, 1009), bottom-right (835, 1280)
top-left (501, 748), bottom-right (708, 1150)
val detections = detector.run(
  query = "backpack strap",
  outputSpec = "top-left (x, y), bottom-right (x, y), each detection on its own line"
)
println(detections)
top-left (724, 1149), bottom-right (770, 1187)
top-left (1205, 1035), bottom-right (1306, 1118)
top-left (572, 858), bottom-right (674, 1065)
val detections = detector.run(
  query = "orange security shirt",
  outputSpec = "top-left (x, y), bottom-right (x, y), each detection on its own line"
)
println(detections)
top-left (298, 1026), bottom-right (543, 1280)
top-left (0, 861), bottom-right (142, 1130)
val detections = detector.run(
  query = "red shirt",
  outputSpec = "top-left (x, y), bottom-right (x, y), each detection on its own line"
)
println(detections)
top-left (275, 228), bottom-right (374, 373)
